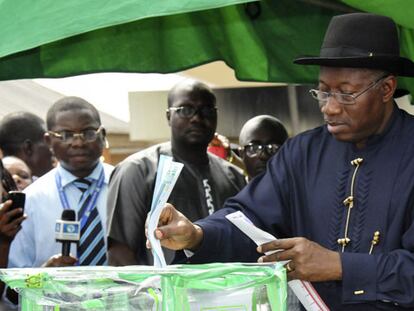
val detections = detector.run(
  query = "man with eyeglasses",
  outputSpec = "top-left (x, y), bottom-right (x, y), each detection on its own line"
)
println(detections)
top-left (8, 96), bottom-right (113, 269)
top-left (151, 13), bottom-right (414, 310)
top-left (107, 79), bottom-right (246, 266)
top-left (238, 115), bottom-right (288, 181)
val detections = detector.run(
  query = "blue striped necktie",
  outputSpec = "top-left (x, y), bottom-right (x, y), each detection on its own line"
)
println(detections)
top-left (74, 178), bottom-right (107, 266)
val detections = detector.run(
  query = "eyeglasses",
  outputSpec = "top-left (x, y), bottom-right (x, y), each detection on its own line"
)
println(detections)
top-left (240, 143), bottom-right (281, 158)
top-left (48, 126), bottom-right (104, 144)
top-left (167, 105), bottom-right (217, 119)
top-left (309, 75), bottom-right (389, 106)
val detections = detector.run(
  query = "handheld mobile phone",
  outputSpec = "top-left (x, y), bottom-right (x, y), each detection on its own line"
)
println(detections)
top-left (7, 191), bottom-right (26, 216)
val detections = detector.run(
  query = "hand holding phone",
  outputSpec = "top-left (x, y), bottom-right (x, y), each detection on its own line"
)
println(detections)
top-left (0, 192), bottom-right (26, 241)
top-left (6, 191), bottom-right (25, 219)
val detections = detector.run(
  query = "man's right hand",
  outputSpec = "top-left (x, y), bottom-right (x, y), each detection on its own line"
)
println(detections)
top-left (42, 254), bottom-right (77, 267)
top-left (153, 203), bottom-right (204, 251)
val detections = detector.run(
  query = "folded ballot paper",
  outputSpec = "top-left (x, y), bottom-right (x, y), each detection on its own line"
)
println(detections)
top-left (147, 155), bottom-right (184, 268)
top-left (226, 211), bottom-right (330, 311)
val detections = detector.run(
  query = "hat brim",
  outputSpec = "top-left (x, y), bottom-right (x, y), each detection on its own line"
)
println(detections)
top-left (294, 55), bottom-right (414, 77)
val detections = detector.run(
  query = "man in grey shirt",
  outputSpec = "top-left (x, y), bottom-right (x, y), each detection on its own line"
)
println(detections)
top-left (107, 79), bottom-right (246, 265)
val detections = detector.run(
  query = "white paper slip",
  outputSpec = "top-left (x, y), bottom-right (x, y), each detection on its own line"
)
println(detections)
top-left (148, 155), bottom-right (184, 268)
top-left (225, 210), bottom-right (285, 260)
top-left (289, 279), bottom-right (330, 311)
top-left (226, 211), bottom-right (330, 311)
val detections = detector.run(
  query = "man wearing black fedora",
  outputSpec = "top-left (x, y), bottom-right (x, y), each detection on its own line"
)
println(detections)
top-left (151, 13), bottom-right (414, 310)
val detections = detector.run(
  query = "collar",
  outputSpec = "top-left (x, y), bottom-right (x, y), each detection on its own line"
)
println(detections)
top-left (57, 162), bottom-right (104, 188)
top-left (362, 102), bottom-right (399, 148)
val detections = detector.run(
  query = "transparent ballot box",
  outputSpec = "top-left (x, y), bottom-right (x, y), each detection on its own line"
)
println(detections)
top-left (0, 263), bottom-right (287, 311)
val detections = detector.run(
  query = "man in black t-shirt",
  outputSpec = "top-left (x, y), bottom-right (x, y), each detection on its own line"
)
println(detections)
top-left (107, 79), bottom-right (246, 266)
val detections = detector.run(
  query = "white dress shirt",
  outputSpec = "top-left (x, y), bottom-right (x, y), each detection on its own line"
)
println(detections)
top-left (8, 162), bottom-right (113, 268)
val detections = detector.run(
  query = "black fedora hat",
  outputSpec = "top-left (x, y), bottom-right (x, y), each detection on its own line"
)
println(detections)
top-left (294, 13), bottom-right (414, 77)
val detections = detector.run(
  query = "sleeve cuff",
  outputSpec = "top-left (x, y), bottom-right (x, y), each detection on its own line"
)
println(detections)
top-left (341, 252), bottom-right (377, 303)
top-left (185, 220), bottom-right (222, 263)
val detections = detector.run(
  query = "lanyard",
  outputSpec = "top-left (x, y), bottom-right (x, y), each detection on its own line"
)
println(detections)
top-left (55, 167), bottom-right (105, 228)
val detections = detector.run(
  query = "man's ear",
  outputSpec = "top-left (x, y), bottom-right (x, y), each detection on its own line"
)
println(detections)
top-left (100, 127), bottom-right (109, 148)
top-left (21, 139), bottom-right (34, 156)
top-left (382, 76), bottom-right (397, 102)
top-left (166, 109), bottom-right (171, 125)
top-left (238, 147), bottom-right (245, 159)
top-left (44, 132), bottom-right (52, 148)
top-left (101, 127), bottom-right (107, 139)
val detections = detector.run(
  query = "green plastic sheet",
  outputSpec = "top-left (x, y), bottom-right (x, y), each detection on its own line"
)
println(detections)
top-left (0, 0), bottom-right (412, 92)
top-left (0, 263), bottom-right (287, 311)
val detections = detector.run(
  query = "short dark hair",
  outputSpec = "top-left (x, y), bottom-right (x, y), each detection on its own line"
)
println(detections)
top-left (0, 112), bottom-right (46, 156)
top-left (46, 96), bottom-right (101, 130)
top-left (167, 79), bottom-right (216, 108)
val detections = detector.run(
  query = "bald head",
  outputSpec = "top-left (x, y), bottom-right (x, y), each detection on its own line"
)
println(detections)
top-left (239, 115), bottom-right (288, 146)
top-left (239, 115), bottom-right (288, 179)
top-left (167, 79), bottom-right (216, 108)
top-left (166, 79), bottom-right (217, 156)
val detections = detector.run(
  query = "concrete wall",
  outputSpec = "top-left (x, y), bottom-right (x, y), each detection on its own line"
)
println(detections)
top-left (129, 91), bottom-right (170, 142)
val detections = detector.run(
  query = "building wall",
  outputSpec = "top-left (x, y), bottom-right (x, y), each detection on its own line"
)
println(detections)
top-left (105, 133), bottom-right (151, 165)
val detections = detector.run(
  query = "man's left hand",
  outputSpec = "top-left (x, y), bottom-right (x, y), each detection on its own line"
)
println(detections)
top-left (0, 200), bottom-right (26, 242)
top-left (257, 237), bottom-right (342, 282)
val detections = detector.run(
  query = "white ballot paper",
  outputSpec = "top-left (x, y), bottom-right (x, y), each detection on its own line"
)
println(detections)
top-left (226, 211), bottom-right (330, 311)
top-left (148, 155), bottom-right (184, 268)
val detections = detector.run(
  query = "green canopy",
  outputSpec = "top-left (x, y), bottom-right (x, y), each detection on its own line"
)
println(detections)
top-left (0, 0), bottom-right (413, 91)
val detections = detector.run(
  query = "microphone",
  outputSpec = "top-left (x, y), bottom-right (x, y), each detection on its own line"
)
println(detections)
top-left (55, 209), bottom-right (80, 256)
